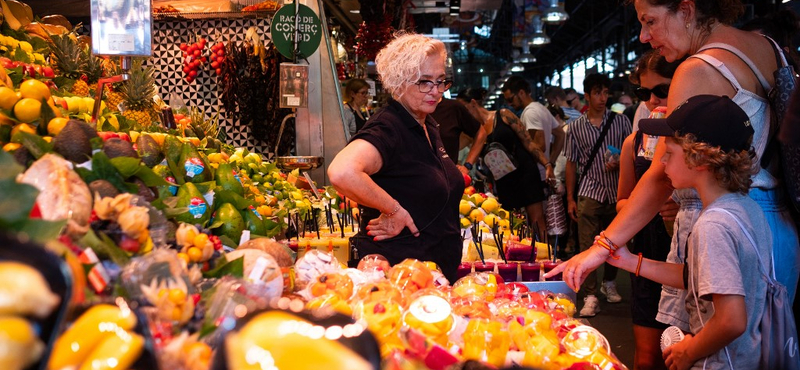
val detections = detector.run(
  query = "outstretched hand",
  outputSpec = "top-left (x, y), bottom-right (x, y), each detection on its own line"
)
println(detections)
top-left (544, 246), bottom-right (609, 291)
top-left (366, 205), bottom-right (419, 240)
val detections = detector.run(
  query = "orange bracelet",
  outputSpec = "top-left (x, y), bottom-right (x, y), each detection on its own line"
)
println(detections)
top-left (635, 253), bottom-right (644, 277)
top-left (595, 239), bottom-right (620, 260)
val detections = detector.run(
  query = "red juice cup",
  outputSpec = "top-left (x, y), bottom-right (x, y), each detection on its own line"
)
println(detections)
top-left (543, 261), bottom-right (563, 281)
top-left (519, 262), bottom-right (540, 282)
top-left (497, 262), bottom-right (518, 282)
top-left (456, 262), bottom-right (473, 281)
top-left (473, 261), bottom-right (495, 273)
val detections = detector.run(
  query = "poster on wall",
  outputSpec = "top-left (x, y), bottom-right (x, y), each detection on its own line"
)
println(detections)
top-left (90, 0), bottom-right (152, 56)
top-left (280, 63), bottom-right (309, 108)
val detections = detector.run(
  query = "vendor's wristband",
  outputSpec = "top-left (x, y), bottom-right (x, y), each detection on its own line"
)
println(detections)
top-left (599, 231), bottom-right (620, 251)
top-left (383, 202), bottom-right (401, 217)
top-left (544, 162), bottom-right (553, 168)
top-left (595, 239), bottom-right (620, 260)
top-left (464, 162), bottom-right (473, 170)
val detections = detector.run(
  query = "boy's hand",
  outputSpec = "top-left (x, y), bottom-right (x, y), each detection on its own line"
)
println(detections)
top-left (567, 199), bottom-right (578, 220)
top-left (664, 333), bottom-right (694, 370)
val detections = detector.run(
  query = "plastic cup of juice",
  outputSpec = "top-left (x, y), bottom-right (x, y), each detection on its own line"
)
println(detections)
top-left (519, 262), bottom-right (540, 282)
top-left (496, 262), bottom-right (518, 282)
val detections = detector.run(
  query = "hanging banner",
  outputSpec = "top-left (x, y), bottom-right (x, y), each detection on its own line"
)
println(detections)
top-left (271, 4), bottom-right (322, 60)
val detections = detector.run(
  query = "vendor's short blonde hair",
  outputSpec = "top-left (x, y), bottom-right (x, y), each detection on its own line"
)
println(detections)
top-left (375, 32), bottom-right (446, 98)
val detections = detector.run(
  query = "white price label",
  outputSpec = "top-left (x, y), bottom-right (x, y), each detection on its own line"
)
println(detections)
top-left (107, 34), bottom-right (135, 52)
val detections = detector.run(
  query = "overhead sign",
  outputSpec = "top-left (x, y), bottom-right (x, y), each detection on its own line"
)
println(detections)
top-left (271, 4), bottom-right (322, 60)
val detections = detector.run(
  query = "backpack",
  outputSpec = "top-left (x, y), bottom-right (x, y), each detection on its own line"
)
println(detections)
top-left (704, 208), bottom-right (800, 370)
top-left (481, 112), bottom-right (518, 180)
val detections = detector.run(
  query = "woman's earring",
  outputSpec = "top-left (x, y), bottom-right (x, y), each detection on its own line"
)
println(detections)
top-left (685, 23), bottom-right (690, 29)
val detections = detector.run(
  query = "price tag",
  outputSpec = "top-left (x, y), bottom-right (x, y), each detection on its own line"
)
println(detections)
top-left (107, 34), bottom-right (135, 52)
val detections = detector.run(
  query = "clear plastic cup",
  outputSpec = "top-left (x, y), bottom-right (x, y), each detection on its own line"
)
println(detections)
top-left (519, 262), bottom-right (541, 282)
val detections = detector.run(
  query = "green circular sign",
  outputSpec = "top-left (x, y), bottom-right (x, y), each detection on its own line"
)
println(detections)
top-left (271, 4), bottom-right (322, 60)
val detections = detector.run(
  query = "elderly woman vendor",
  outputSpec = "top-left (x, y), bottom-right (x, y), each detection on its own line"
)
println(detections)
top-left (327, 33), bottom-right (464, 282)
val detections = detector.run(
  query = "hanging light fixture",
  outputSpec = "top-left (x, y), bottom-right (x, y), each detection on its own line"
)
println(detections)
top-left (529, 16), bottom-right (550, 46)
top-left (543, 0), bottom-right (569, 24)
top-left (517, 43), bottom-right (536, 63)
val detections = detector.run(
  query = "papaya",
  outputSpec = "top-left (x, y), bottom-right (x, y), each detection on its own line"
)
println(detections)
top-left (178, 142), bottom-right (212, 183)
top-left (213, 202), bottom-right (244, 243)
top-left (136, 134), bottom-right (163, 167)
top-left (162, 135), bottom-right (183, 167)
top-left (215, 162), bottom-right (243, 196)
top-left (243, 205), bottom-right (266, 236)
top-left (174, 182), bottom-right (211, 225)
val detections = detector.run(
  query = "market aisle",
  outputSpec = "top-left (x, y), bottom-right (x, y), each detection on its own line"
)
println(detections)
top-left (577, 268), bottom-right (636, 368)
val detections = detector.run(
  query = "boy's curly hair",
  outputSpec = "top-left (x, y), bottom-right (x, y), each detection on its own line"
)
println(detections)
top-left (671, 133), bottom-right (755, 194)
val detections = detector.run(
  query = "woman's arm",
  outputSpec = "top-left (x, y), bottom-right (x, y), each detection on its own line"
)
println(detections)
top-left (327, 139), bottom-right (418, 239)
top-left (616, 133), bottom-right (637, 212)
top-left (464, 125), bottom-right (488, 168)
top-left (663, 294), bottom-right (747, 370)
top-left (608, 247), bottom-right (684, 288)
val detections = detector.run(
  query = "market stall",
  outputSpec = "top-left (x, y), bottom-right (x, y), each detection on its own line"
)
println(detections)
top-left (0, 0), bottom-right (627, 369)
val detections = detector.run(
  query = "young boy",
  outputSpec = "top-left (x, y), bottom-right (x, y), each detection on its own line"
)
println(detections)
top-left (609, 95), bottom-right (770, 370)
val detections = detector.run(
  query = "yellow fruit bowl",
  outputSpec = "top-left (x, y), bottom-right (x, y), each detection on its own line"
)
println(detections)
top-left (276, 156), bottom-right (324, 170)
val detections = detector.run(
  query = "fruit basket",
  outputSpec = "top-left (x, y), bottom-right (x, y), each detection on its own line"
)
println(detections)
top-left (152, 0), bottom-right (278, 20)
top-left (276, 156), bottom-right (324, 171)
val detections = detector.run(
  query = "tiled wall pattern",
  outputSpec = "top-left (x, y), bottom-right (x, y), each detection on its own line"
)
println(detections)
top-left (148, 17), bottom-right (273, 152)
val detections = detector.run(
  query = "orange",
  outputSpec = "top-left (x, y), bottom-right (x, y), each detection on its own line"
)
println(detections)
top-left (19, 79), bottom-right (51, 101)
top-left (47, 117), bottom-right (69, 136)
top-left (11, 123), bottom-right (35, 138)
top-left (3, 142), bottom-right (21, 151)
top-left (13, 98), bottom-right (41, 123)
top-left (0, 86), bottom-right (19, 111)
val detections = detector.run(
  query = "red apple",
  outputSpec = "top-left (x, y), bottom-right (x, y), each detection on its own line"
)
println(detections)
top-left (462, 173), bottom-right (471, 187)
top-left (117, 133), bottom-right (131, 142)
top-left (119, 236), bottom-right (140, 253)
top-left (463, 186), bottom-right (476, 196)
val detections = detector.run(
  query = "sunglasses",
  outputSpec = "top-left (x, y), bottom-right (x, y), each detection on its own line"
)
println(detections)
top-left (634, 84), bottom-right (670, 101)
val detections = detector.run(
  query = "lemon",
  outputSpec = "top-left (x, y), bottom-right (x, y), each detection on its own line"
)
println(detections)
top-left (19, 79), bottom-right (51, 101)
top-left (460, 217), bottom-right (472, 228)
top-left (13, 98), bottom-right (41, 123)
top-left (483, 213), bottom-right (499, 228)
top-left (468, 208), bottom-right (485, 223)
top-left (11, 123), bottom-right (35, 138)
top-left (459, 199), bottom-right (472, 215)
top-left (47, 117), bottom-right (69, 136)
top-left (481, 197), bottom-right (500, 213)
top-left (0, 86), bottom-right (19, 110)
top-left (469, 193), bottom-right (486, 207)
top-left (3, 142), bottom-right (21, 151)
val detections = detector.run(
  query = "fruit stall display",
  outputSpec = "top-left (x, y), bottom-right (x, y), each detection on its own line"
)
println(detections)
top-left (0, 1), bottom-right (626, 369)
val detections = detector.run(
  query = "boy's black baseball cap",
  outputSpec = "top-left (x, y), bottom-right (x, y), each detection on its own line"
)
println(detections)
top-left (638, 95), bottom-right (753, 152)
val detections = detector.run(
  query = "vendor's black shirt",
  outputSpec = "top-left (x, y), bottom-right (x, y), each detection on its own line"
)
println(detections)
top-left (430, 98), bottom-right (483, 164)
top-left (351, 98), bottom-right (465, 282)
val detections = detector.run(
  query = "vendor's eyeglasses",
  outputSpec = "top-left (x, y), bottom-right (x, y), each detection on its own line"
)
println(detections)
top-left (634, 83), bottom-right (670, 101)
top-left (416, 79), bottom-right (453, 93)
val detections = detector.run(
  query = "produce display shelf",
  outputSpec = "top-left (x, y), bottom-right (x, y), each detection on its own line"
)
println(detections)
top-left (153, 10), bottom-right (275, 20)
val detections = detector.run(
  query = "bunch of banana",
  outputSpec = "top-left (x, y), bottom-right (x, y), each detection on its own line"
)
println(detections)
top-left (48, 303), bottom-right (144, 370)
top-left (25, 22), bottom-right (69, 40)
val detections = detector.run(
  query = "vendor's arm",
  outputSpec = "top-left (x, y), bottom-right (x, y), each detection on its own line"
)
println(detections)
top-left (327, 139), bottom-right (419, 239)
top-left (616, 133), bottom-right (636, 212)
top-left (663, 294), bottom-right (747, 370)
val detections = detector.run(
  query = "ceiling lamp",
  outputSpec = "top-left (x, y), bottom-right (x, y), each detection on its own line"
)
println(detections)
top-left (543, 0), bottom-right (569, 23)
top-left (510, 61), bottom-right (525, 73)
top-left (517, 44), bottom-right (536, 63)
top-left (529, 16), bottom-right (550, 46)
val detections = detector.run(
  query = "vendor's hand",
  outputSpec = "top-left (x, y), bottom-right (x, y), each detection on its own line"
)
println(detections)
top-left (456, 165), bottom-right (469, 177)
top-left (663, 333), bottom-right (694, 370)
top-left (659, 199), bottom-right (679, 223)
top-left (366, 205), bottom-right (419, 240)
top-left (545, 246), bottom-right (609, 291)
top-left (605, 160), bottom-right (619, 172)
top-left (567, 199), bottom-right (578, 221)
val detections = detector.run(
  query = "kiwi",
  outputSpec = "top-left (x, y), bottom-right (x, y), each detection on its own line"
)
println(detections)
top-left (11, 146), bottom-right (34, 167)
top-left (89, 179), bottom-right (120, 199)
top-left (102, 138), bottom-right (138, 159)
top-left (131, 177), bottom-right (156, 202)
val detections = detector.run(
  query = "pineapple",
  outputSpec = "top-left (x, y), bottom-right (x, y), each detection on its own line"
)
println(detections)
top-left (104, 61), bottom-right (125, 112)
top-left (49, 33), bottom-right (89, 96)
top-left (121, 60), bottom-right (158, 129)
top-left (83, 49), bottom-right (106, 95)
